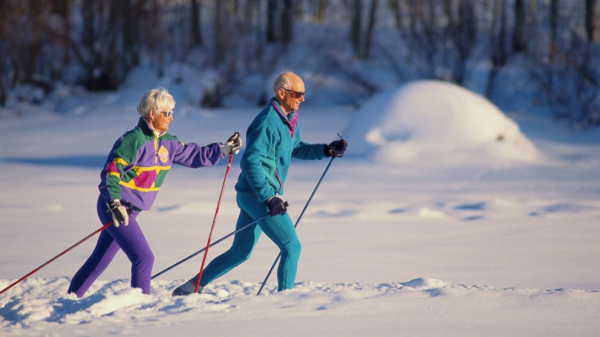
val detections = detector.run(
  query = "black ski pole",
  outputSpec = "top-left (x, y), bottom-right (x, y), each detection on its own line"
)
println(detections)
top-left (151, 213), bottom-right (269, 280)
top-left (256, 156), bottom-right (336, 295)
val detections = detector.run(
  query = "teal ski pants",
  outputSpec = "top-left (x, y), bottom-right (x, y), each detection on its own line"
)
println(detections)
top-left (196, 192), bottom-right (302, 291)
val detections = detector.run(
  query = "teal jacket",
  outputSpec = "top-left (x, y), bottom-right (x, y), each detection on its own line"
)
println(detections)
top-left (235, 98), bottom-right (326, 201)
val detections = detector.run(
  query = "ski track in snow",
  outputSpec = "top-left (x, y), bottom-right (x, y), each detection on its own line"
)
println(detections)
top-left (1, 277), bottom-right (599, 336)
top-left (149, 195), bottom-right (600, 222)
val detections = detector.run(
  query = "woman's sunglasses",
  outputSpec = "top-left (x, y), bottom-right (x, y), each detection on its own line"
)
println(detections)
top-left (158, 110), bottom-right (174, 118)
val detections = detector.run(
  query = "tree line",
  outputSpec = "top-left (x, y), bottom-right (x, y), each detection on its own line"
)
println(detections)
top-left (1, 0), bottom-right (599, 127)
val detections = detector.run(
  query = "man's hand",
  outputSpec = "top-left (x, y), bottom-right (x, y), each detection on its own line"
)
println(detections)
top-left (221, 132), bottom-right (242, 155)
top-left (107, 199), bottom-right (130, 227)
top-left (325, 139), bottom-right (347, 158)
top-left (265, 196), bottom-right (288, 216)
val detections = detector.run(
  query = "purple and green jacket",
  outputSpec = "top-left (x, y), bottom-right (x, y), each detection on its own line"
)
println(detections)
top-left (99, 117), bottom-right (224, 210)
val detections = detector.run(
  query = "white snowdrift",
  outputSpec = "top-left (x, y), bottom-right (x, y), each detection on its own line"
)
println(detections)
top-left (2, 277), bottom-right (599, 337)
top-left (344, 80), bottom-right (542, 166)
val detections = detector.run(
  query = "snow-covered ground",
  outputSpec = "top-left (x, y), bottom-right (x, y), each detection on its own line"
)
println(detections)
top-left (1, 81), bottom-right (599, 336)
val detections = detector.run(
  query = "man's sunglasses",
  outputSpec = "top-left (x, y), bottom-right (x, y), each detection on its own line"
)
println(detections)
top-left (158, 110), bottom-right (174, 118)
top-left (283, 89), bottom-right (305, 99)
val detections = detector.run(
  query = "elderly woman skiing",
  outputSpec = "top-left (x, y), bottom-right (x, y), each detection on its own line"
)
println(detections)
top-left (67, 87), bottom-right (242, 297)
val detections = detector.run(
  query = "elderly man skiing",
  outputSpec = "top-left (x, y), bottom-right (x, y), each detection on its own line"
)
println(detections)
top-left (172, 71), bottom-right (347, 295)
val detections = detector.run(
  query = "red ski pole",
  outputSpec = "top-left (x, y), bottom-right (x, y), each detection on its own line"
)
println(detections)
top-left (0, 221), bottom-right (113, 296)
top-left (194, 153), bottom-right (234, 293)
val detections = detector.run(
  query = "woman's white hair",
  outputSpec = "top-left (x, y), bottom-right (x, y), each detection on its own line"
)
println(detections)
top-left (136, 87), bottom-right (175, 117)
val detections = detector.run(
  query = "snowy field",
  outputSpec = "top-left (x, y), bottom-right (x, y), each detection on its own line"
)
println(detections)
top-left (1, 80), bottom-right (599, 336)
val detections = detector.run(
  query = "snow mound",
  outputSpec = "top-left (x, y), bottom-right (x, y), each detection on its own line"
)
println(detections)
top-left (344, 80), bottom-right (542, 166)
top-left (401, 278), bottom-right (449, 289)
top-left (2, 278), bottom-right (600, 336)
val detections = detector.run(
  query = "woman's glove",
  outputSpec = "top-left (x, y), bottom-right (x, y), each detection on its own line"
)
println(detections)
top-left (325, 139), bottom-right (347, 158)
top-left (220, 132), bottom-right (242, 155)
top-left (265, 196), bottom-right (288, 216)
top-left (107, 199), bottom-right (130, 227)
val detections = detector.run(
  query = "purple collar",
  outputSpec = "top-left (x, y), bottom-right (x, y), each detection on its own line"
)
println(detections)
top-left (270, 99), bottom-right (298, 138)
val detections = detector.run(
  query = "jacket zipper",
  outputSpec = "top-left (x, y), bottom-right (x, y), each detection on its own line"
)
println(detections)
top-left (153, 132), bottom-right (159, 164)
top-left (275, 169), bottom-right (282, 194)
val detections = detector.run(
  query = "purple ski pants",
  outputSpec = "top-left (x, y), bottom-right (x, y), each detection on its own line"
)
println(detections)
top-left (67, 197), bottom-right (154, 297)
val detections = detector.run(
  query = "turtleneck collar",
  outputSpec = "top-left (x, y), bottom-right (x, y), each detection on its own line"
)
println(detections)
top-left (270, 98), bottom-right (298, 138)
top-left (139, 117), bottom-right (166, 137)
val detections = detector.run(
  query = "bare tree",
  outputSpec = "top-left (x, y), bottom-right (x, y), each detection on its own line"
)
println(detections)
top-left (452, 0), bottom-right (477, 85)
top-left (350, 0), bottom-right (379, 59)
top-left (364, 0), bottom-right (379, 58)
top-left (586, 0), bottom-right (599, 42)
top-left (313, 0), bottom-right (329, 23)
top-left (122, 0), bottom-right (141, 66)
top-left (530, 0), bottom-right (537, 13)
top-left (0, 0), bottom-right (9, 106)
top-left (533, 37), bottom-right (600, 127)
top-left (281, 0), bottom-right (294, 43)
top-left (487, 0), bottom-right (512, 98)
top-left (266, 0), bottom-right (295, 44)
top-left (23, 0), bottom-right (46, 84)
top-left (267, 0), bottom-right (278, 42)
top-left (388, 0), bottom-right (402, 29)
top-left (513, 0), bottom-right (527, 52)
top-left (400, 0), bottom-right (478, 85)
top-left (76, 0), bottom-right (140, 90)
top-left (0, 0), bottom-right (76, 105)
top-left (350, 0), bottom-right (363, 58)
top-left (528, 1), bottom-right (600, 127)
top-left (50, 0), bottom-right (72, 71)
top-left (550, 0), bottom-right (559, 44)
top-left (191, 0), bottom-right (203, 47)
top-left (214, 0), bottom-right (226, 66)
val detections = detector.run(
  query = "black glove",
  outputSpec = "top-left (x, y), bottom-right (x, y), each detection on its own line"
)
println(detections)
top-left (107, 199), bottom-right (131, 227)
top-left (265, 196), bottom-right (288, 216)
top-left (325, 139), bottom-right (347, 158)
top-left (221, 132), bottom-right (242, 155)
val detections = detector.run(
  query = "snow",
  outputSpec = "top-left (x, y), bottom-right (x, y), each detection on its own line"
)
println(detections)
top-left (344, 80), bottom-right (542, 166)
top-left (1, 80), bottom-right (600, 336)
top-left (3, 277), bottom-right (599, 337)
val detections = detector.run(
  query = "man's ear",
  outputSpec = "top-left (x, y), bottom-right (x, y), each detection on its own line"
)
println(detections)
top-left (276, 88), bottom-right (285, 99)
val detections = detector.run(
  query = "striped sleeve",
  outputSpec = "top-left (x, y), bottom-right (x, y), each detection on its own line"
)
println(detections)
top-left (99, 132), bottom-right (141, 202)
